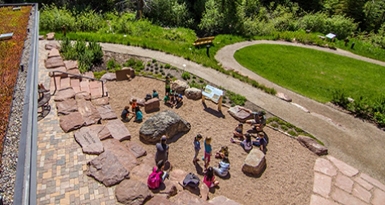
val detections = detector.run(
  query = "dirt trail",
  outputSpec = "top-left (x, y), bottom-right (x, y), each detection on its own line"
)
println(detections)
top-left (100, 41), bottom-right (385, 184)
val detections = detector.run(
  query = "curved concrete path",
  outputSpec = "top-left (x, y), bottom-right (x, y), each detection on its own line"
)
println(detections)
top-left (101, 42), bottom-right (385, 185)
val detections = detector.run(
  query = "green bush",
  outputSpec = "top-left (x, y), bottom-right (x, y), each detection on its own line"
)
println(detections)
top-left (226, 90), bottom-right (247, 106)
top-left (40, 4), bottom-right (76, 32)
top-left (182, 71), bottom-right (191, 80)
top-left (288, 130), bottom-right (298, 136)
top-left (123, 58), bottom-right (144, 72)
top-left (106, 59), bottom-right (121, 72)
top-left (331, 89), bottom-right (350, 109)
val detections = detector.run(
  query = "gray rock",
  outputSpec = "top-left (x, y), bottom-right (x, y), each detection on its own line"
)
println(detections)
top-left (106, 119), bottom-right (131, 141)
top-left (56, 98), bottom-right (78, 115)
top-left (209, 196), bottom-right (240, 205)
top-left (76, 97), bottom-right (101, 126)
top-left (91, 97), bottom-right (109, 106)
top-left (86, 150), bottom-right (129, 187)
top-left (96, 105), bottom-right (118, 120)
top-left (48, 48), bottom-right (60, 58)
top-left (297, 135), bottom-right (328, 156)
top-left (275, 92), bottom-right (292, 102)
top-left (227, 106), bottom-right (253, 122)
top-left (103, 138), bottom-right (138, 171)
top-left (55, 87), bottom-right (76, 102)
top-left (64, 60), bottom-right (78, 70)
top-left (242, 149), bottom-right (266, 177)
top-left (184, 88), bottom-right (202, 100)
top-left (74, 127), bottom-right (104, 155)
top-left (139, 110), bottom-right (191, 144)
top-left (144, 98), bottom-right (160, 113)
top-left (126, 141), bottom-right (147, 158)
top-left (45, 56), bottom-right (65, 68)
top-left (59, 112), bottom-right (85, 133)
top-left (100, 72), bottom-right (117, 81)
top-left (171, 80), bottom-right (189, 94)
top-left (115, 179), bottom-right (152, 205)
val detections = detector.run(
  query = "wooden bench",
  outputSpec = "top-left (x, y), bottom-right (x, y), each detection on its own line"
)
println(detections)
top-left (193, 36), bottom-right (215, 46)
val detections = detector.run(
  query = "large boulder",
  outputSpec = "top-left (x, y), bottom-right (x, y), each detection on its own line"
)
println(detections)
top-left (297, 135), bottom-right (328, 156)
top-left (144, 98), bottom-right (160, 113)
top-left (76, 97), bottom-right (101, 126)
top-left (74, 126), bottom-right (104, 155)
top-left (242, 149), bottom-right (266, 177)
top-left (54, 87), bottom-right (76, 102)
top-left (103, 138), bottom-right (138, 171)
top-left (227, 106), bottom-right (253, 122)
top-left (96, 105), bottom-right (118, 120)
top-left (115, 179), bottom-right (152, 205)
top-left (59, 112), bottom-right (85, 133)
top-left (171, 80), bottom-right (189, 94)
top-left (100, 72), bottom-right (117, 81)
top-left (45, 56), bottom-right (65, 68)
top-left (184, 88), bottom-right (202, 100)
top-left (106, 119), bottom-right (131, 141)
top-left (139, 110), bottom-right (191, 143)
top-left (86, 150), bottom-right (129, 187)
top-left (56, 98), bottom-right (78, 115)
top-left (209, 196), bottom-right (240, 205)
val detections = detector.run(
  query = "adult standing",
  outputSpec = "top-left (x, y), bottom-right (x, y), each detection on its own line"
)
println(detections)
top-left (165, 76), bottom-right (171, 95)
top-left (155, 135), bottom-right (169, 164)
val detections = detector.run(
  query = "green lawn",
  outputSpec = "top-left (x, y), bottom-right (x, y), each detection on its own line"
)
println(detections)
top-left (234, 44), bottom-right (385, 103)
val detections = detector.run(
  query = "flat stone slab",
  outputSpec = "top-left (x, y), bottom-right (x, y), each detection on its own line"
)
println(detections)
top-left (227, 105), bottom-right (253, 122)
top-left (327, 156), bottom-right (358, 177)
top-left (64, 60), bottom-right (78, 70)
top-left (45, 42), bottom-right (60, 50)
top-left (49, 66), bottom-right (67, 76)
top-left (70, 78), bottom-right (81, 93)
top-left (80, 81), bottom-right (90, 94)
top-left (90, 124), bottom-right (112, 140)
top-left (102, 138), bottom-right (138, 171)
top-left (45, 56), bottom-right (65, 68)
top-left (310, 195), bottom-right (338, 205)
top-left (91, 97), bottom-right (109, 106)
top-left (56, 98), bottom-right (78, 115)
top-left (314, 158), bottom-right (337, 177)
top-left (48, 48), bottom-right (60, 58)
top-left (125, 141), bottom-right (147, 158)
top-left (46, 32), bottom-right (55, 40)
top-left (75, 91), bottom-right (91, 101)
top-left (76, 98), bottom-right (101, 126)
top-left (59, 112), bottom-right (85, 133)
top-left (100, 72), bottom-right (116, 81)
top-left (115, 179), bottom-right (153, 205)
top-left (331, 187), bottom-right (367, 205)
top-left (106, 119), bottom-right (131, 141)
top-left (67, 68), bottom-right (80, 77)
top-left (54, 87), bottom-right (76, 102)
top-left (242, 149), bottom-right (266, 177)
top-left (360, 173), bottom-right (385, 192)
top-left (313, 172), bottom-right (332, 198)
top-left (74, 127), bottom-right (104, 155)
top-left (209, 196), bottom-right (240, 205)
top-left (335, 174), bottom-right (354, 193)
top-left (86, 150), bottom-right (129, 187)
top-left (60, 77), bottom-right (71, 89)
top-left (96, 105), bottom-right (118, 120)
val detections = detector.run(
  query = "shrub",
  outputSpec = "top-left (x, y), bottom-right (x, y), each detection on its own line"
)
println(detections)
top-left (226, 90), bottom-right (247, 106)
top-left (40, 4), bottom-right (76, 32)
top-left (106, 59), bottom-right (121, 71)
top-left (331, 89), bottom-right (350, 109)
top-left (288, 130), bottom-right (298, 136)
top-left (182, 71), bottom-right (191, 80)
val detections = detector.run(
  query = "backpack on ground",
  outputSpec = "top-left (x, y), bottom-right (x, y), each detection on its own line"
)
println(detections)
top-left (180, 173), bottom-right (200, 189)
top-left (147, 167), bottom-right (162, 189)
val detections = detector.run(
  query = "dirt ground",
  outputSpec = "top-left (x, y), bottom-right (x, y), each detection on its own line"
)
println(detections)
top-left (106, 76), bottom-right (318, 205)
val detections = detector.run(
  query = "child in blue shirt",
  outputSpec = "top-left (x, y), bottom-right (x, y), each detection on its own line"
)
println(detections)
top-left (193, 134), bottom-right (203, 164)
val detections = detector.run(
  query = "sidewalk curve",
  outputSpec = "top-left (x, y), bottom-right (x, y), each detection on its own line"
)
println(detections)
top-left (101, 41), bottom-right (385, 184)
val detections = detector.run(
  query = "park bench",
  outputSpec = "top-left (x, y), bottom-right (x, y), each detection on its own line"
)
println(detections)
top-left (192, 36), bottom-right (215, 46)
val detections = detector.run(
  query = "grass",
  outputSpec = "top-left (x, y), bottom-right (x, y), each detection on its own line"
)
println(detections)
top-left (234, 44), bottom-right (385, 103)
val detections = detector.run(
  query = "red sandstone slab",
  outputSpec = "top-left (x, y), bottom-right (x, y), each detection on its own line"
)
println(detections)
top-left (310, 195), bottom-right (338, 205)
top-left (89, 81), bottom-right (100, 89)
top-left (90, 87), bottom-right (103, 99)
top-left (314, 158), bottom-right (337, 177)
top-left (67, 68), bottom-right (80, 77)
top-left (360, 173), bottom-right (385, 192)
top-left (355, 176), bottom-right (374, 191)
top-left (335, 174), bottom-right (354, 193)
top-left (70, 79), bottom-right (81, 93)
top-left (80, 81), bottom-right (90, 94)
top-left (372, 188), bottom-right (385, 205)
top-left (327, 156), bottom-right (358, 177)
top-left (331, 188), bottom-right (367, 205)
top-left (64, 60), bottom-right (78, 70)
top-left (48, 48), bottom-right (60, 58)
top-left (352, 184), bottom-right (372, 203)
top-left (83, 71), bottom-right (94, 79)
top-left (60, 77), bottom-right (71, 89)
top-left (50, 76), bottom-right (61, 91)
top-left (313, 172), bottom-right (332, 198)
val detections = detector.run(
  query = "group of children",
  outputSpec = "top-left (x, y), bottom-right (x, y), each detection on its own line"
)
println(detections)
top-left (121, 98), bottom-right (143, 123)
top-left (164, 92), bottom-right (183, 108)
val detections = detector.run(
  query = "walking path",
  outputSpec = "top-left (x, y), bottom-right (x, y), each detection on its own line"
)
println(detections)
top-left (35, 40), bottom-right (385, 204)
top-left (101, 41), bottom-right (385, 184)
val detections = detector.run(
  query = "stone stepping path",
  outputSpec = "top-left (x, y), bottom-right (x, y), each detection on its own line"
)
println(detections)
top-left (311, 156), bottom-right (385, 205)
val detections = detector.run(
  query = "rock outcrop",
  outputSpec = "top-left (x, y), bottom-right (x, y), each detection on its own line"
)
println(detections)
top-left (184, 88), bottom-right (202, 100)
top-left (139, 110), bottom-right (191, 143)
top-left (171, 80), bottom-right (189, 94)
top-left (242, 149), bottom-right (266, 177)
top-left (297, 135), bottom-right (328, 156)
top-left (227, 106), bottom-right (253, 122)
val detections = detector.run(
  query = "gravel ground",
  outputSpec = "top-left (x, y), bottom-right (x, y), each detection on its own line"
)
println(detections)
top-left (0, 6), bottom-right (35, 205)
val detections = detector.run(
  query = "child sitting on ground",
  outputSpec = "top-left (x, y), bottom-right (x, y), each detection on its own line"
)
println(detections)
top-left (253, 132), bottom-right (268, 153)
top-left (131, 98), bottom-right (138, 112)
top-left (121, 106), bottom-right (133, 122)
top-left (231, 133), bottom-right (253, 152)
top-left (213, 155), bottom-right (230, 178)
top-left (215, 146), bottom-right (229, 159)
top-left (233, 123), bottom-right (244, 139)
top-left (147, 160), bottom-right (168, 190)
top-left (152, 90), bottom-right (159, 98)
top-left (203, 167), bottom-right (219, 188)
top-left (134, 106), bottom-right (143, 123)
